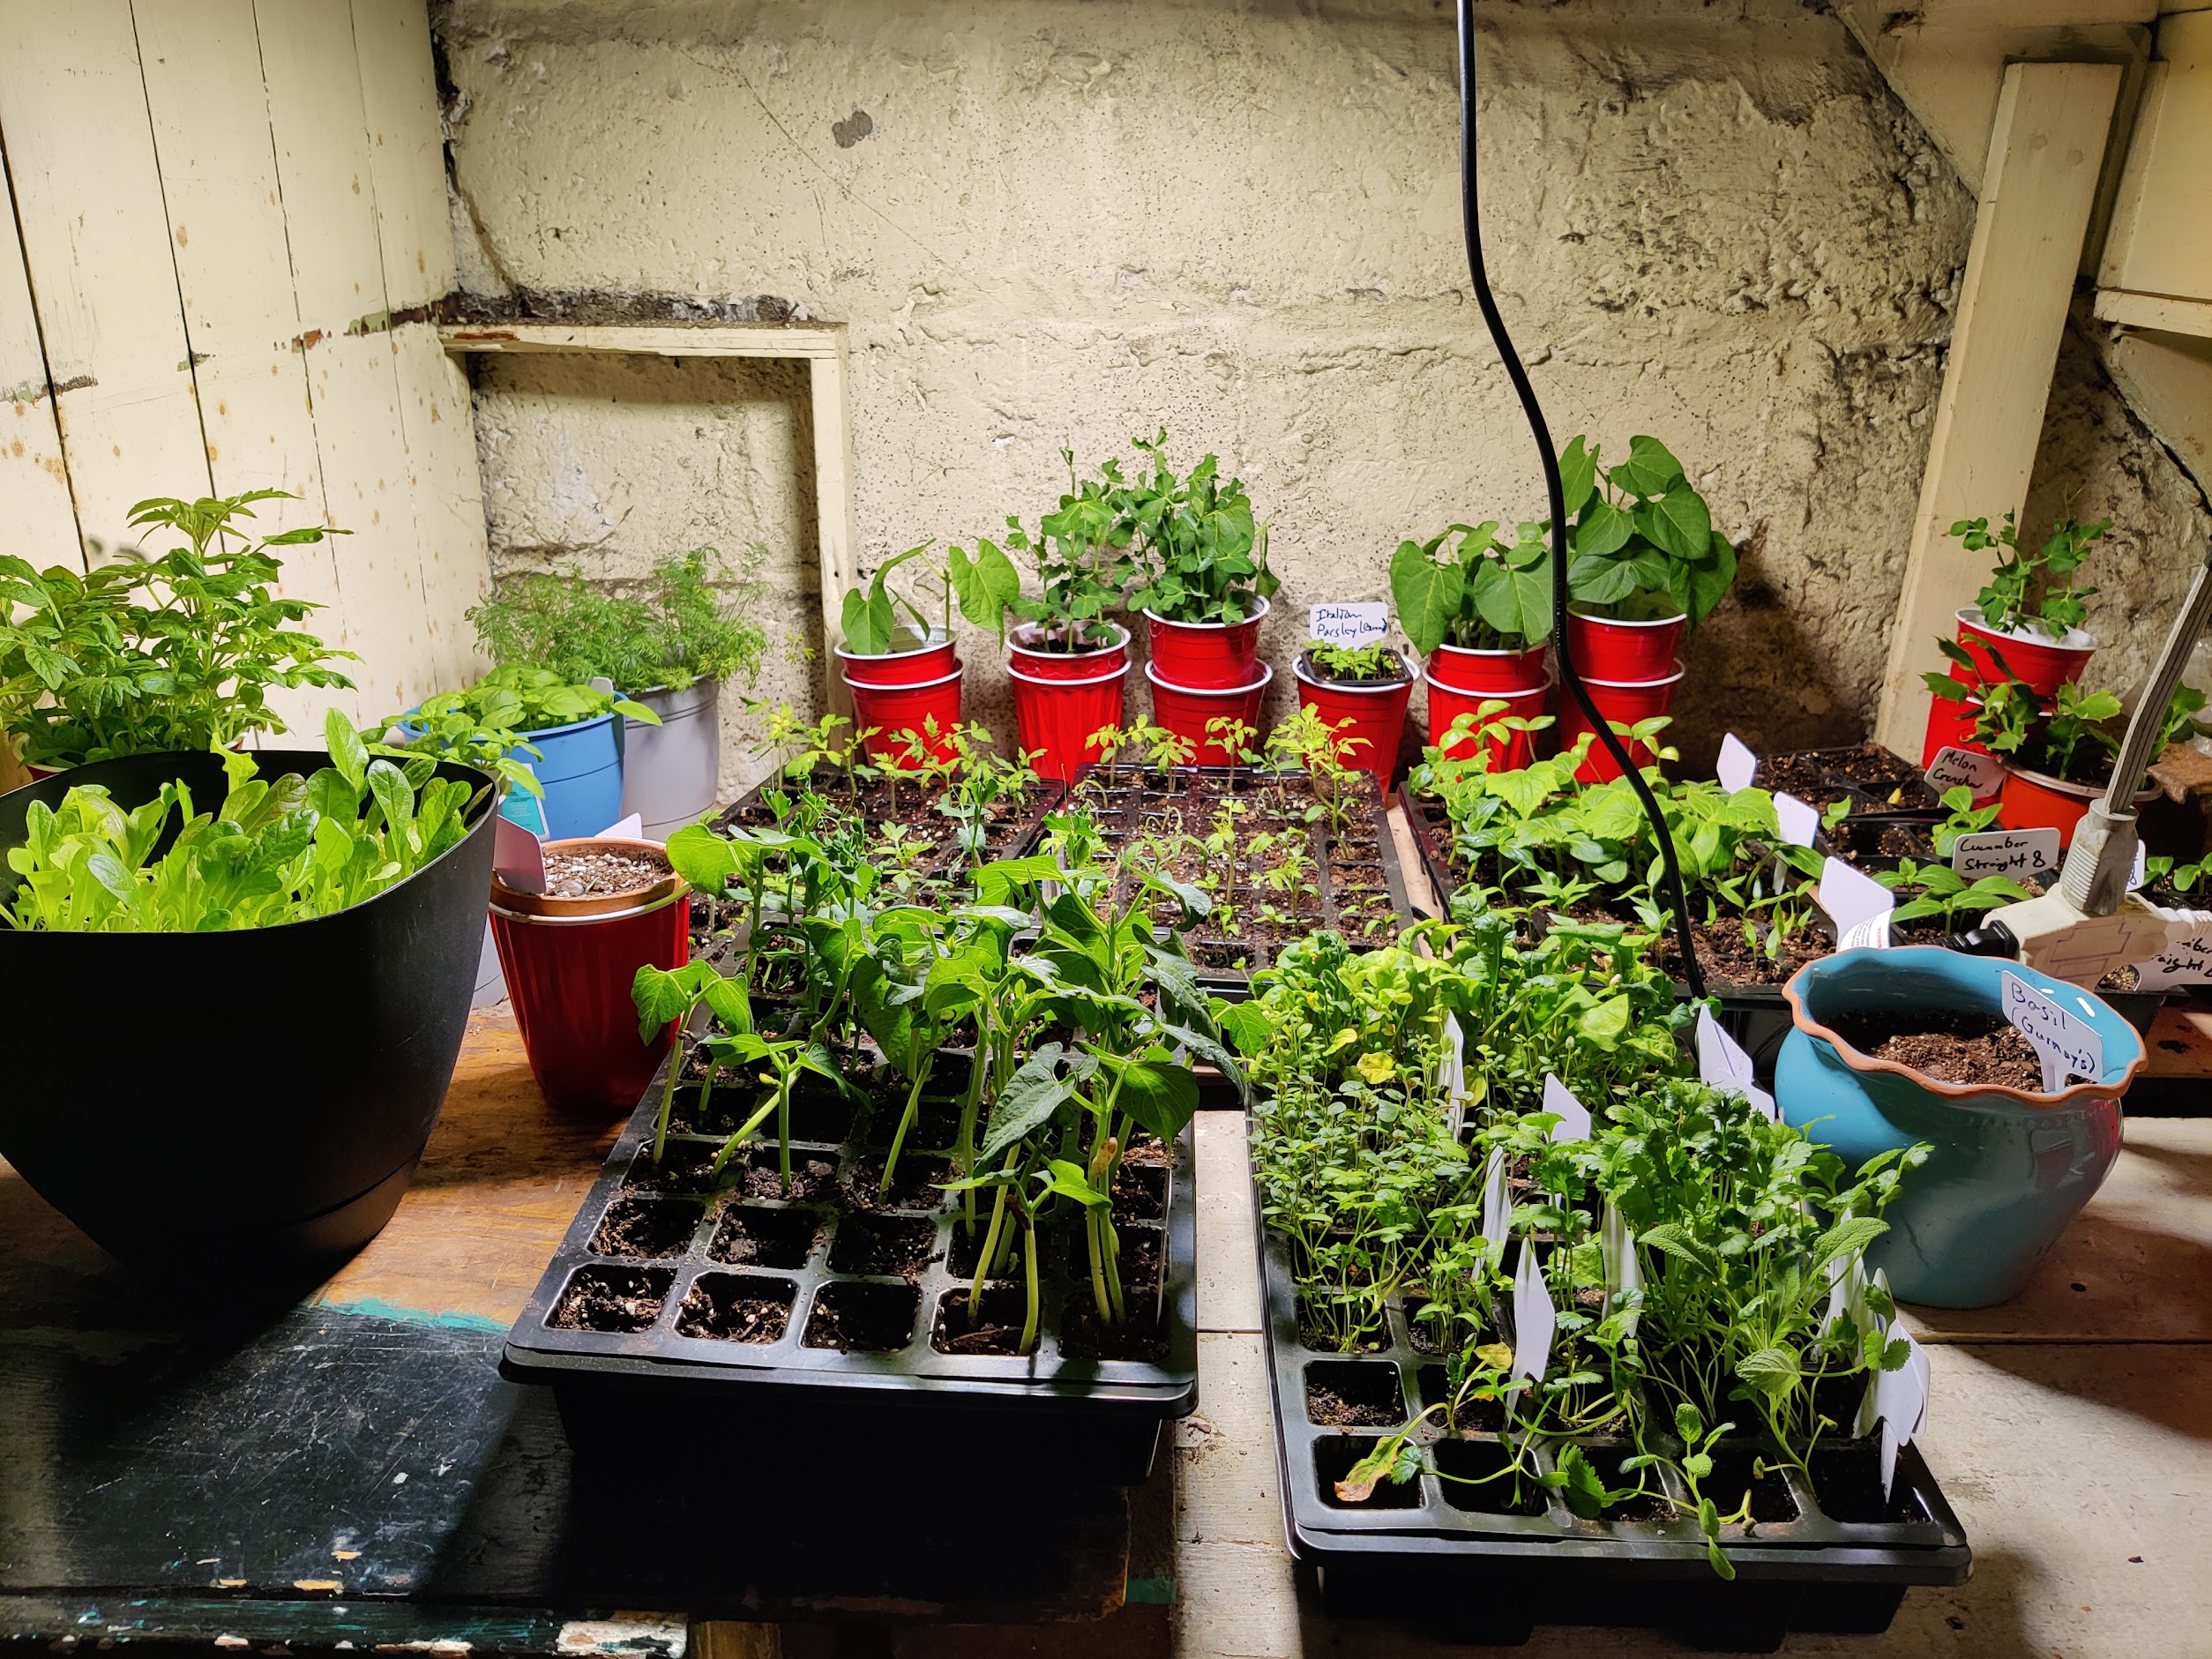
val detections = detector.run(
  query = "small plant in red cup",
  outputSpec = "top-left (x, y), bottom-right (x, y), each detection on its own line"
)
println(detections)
top-left (1941, 510), bottom-right (2103, 695)
top-left (1122, 430), bottom-right (1278, 689)
top-left (1390, 519), bottom-right (1551, 691)
top-left (1291, 639), bottom-right (1416, 781)
top-left (834, 539), bottom-right (1014, 766)
top-left (1556, 434), bottom-right (1737, 679)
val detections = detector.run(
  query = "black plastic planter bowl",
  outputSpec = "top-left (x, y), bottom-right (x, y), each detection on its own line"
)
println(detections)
top-left (0, 749), bottom-right (497, 1290)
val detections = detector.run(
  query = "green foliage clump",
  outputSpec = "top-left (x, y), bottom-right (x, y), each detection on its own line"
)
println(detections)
top-left (468, 546), bottom-right (768, 691)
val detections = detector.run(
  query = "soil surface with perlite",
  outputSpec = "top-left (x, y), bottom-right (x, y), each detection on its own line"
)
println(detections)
top-left (541, 844), bottom-right (671, 898)
top-left (1828, 1009), bottom-right (2046, 1090)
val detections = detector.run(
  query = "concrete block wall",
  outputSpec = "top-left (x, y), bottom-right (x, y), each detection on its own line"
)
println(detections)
top-left (432, 0), bottom-right (2211, 788)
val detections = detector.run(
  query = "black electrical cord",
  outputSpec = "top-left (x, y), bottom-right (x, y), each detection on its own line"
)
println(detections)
top-left (1455, 0), bottom-right (1706, 1000)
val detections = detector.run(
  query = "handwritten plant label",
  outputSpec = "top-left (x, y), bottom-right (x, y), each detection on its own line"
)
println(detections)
top-left (1309, 602), bottom-right (1388, 647)
top-left (2130, 841), bottom-right (2147, 893)
top-left (1717, 732), bottom-right (1757, 795)
top-left (1543, 1072), bottom-right (1592, 1143)
top-left (2129, 928), bottom-right (2212, 991)
top-left (492, 815), bottom-right (546, 893)
top-left (1999, 970), bottom-right (2104, 1092)
top-left (1774, 791), bottom-right (1820, 848)
top-left (1511, 1239), bottom-right (1556, 1385)
top-left (1821, 856), bottom-right (1894, 950)
top-left (1950, 826), bottom-right (2059, 879)
top-left (1924, 745), bottom-right (2003, 796)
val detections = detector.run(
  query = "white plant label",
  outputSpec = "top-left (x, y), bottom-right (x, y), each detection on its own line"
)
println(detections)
top-left (1511, 1241), bottom-right (1556, 1385)
top-left (1543, 1072), bottom-right (1592, 1143)
top-left (2130, 841), bottom-right (2148, 893)
top-left (1440, 1013), bottom-right (1468, 1102)
top-left (1873, 1330), bottom-right (1932, 1499)
top-left (1924, 745), bottom-right (2003, 796)
top-left (1695, 1007), bottom-right (1779, 1120)
top-left (1308, 602), bottom-right (1388, 647)
top-left (1999, 970), bottom-right (2104, 1093)
top-left (1838, 913), bottom-right (1892, 950)
top-left (1820, 856), bottom-right (1895, 945)
top-left (2128, 925), bottom-right (2212, 991)
top-left (1774, 792), bottom-right (1820, 849)
top-left (1480, 1148), bottom-right (1510, 1253)
top-left (1950, 827), bottom-right (2058, 880)
top-left (1717, 732), bottom-right (1758, 795)
top-left (600, 811), bottom-right (645, 841)
top-left (492, 816), bottom-right (546, 893)
top-left (1599, 1199), bottom-right (1642, 1338)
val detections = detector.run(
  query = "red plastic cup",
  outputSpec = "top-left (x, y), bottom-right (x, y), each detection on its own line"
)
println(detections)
top-left (1143, 597), bottom-right (1270, 689)
top-left (1145, 661), bottom-right (1274, 766)
top-left (1008, 621), bottom-right (1128, 681)
top-left (1424, 670), bottom-right (1551, 771)
top-left (1010, 659), bottom-right (1130, 783)
top-left (1426, 641), bottom-right (1550, 695)
top-left (1553, 661), bottom-right (1686, 781)
top-left (1997, 767), bottom-right (2154, 849)
top-left (835, 632), bottom-right (959, 688)
top-left (1292, 654), bottom-right (1414, 781)
top-left (1921, 692), bottom-right (1993, 777)
top-left (1950, 608), bottom-right (2096, 698)
top-left (1566, 609), bottom-right (1687, 683)
top-left (490, 841), bottom-right (692, 1116)
top-left (845, 663), bottom-right (963, 766)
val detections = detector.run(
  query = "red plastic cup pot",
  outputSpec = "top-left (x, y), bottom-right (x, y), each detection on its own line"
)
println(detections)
top-left (1996, 766), bottom-right (2156, 849)
top-left (1010, 658), bottom-right (1130, 784)
top-left (1565, 609), bottom-right (1687, 684)
top-left (1143, 597), bottom-right (1270, 690)
top-left (1949, 608), bottom-right (2096, 698)
top-left (1145, 660), bottom-right (1274, 766)
top-left (835, 630), bottom-right (959, 688)
top-left (1008, 620), bottom-right (1129, 681)
top-left (1553, 661), bottom-right (1686, 782)
top-left (1291, 652), bottom-right (1415, 781)
top-left (1426, 641), bottom-right (1550, 695)
top-left (490, 839), bottom-right (692, 1116)
top-left (844, 662), bottom-right (964, 767)
top-left (1920, 693), bottom-right (1999, 794)
top-left (1424, 669), bottom-right (1551, 771)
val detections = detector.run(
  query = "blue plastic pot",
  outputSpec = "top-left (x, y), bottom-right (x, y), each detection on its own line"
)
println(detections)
top-left (1777, 947), bottom-right (2142, 1309)
top-left (515, 711), bottom-right (624, 840)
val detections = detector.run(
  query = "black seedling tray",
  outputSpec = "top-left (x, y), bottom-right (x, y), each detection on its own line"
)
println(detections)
top-left (1071, 766), bottom-right (1416, 987)
top-left (1254, 1218), bottom-right (1970, 1649)
top-left (713, 766), bottom-right (1065, 880)
top-left (1756, 742), bottom-right (1943, 818)
top-left (502, 1044), bottom-right (1198, 1485)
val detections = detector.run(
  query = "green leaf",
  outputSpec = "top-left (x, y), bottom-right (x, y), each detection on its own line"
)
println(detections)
top-left (325, 707), bottom-right (369, 788)
top-left (1111, 1057), bottom-right (1200, 1144)
top-left (1686, 534), bottom-right (1737, 624)
top-left (1736, 1345), bottom-right (1802, 1400)
top-left (1389, 538), bottom-right (1465, 658)
top-left (1641, 486), bottom-right (1712, 562)
top-left (1611, 435), bottom-right (1685, 497)
top-left (979, 1045), bottom-right (1081, 1163)
top-left (1040, 1157), bottom-right (1109, 1207)
top-left (1573, 499), bottom-right (1633, 562)
top-left (1558, 435), bottom-right (1597, 516)
top-left (1217, 1000), bottom-right (1274, 1057)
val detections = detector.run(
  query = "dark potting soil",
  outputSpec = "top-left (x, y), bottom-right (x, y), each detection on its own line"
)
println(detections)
top-left (1060, 1304), bottom-right (1170, 1362)
top-left (741, 1149), bottom-right (841, 1203)
top-left (843, 1151), bottom-right (954, 1213)
top-left (540, 843), bottom-right (672, 898)
top-left (1810, 1444), bottom-right (1924, 1523)
top-left (1828, 819), bottom-right (1937, 866)
top-left (826, 1212), bottom-right (939, 1277)
top-left (1829, 1008), bottom-right (2046, 1089)
top-left (946, 1215), bottom-right (1029, 1280)
top-left (709, 1204), bottom-right (821, 1270)
top-left (932, 1284), bottom-right (1029, 1355)
top-left (1745, 754), bottom-right (1857, 812)
top-left (1656, 915), bottom-right (1826, 989)
top-left (1112, 1148), bottom-right (1170, 1222)
top-left (1416, 1364), bottom-right (1507, 1431)
top-left (803, 1280), bottom-right (920, 1352)
top-left (589, 1196), bottom-right (702, 1259)
top-left (675, 1273), bottom-right (794, 1342)
top-left (550, 1266), bottom-right (669, 1332)
top-left (1307, 1364), bottom-right (1405, 1427)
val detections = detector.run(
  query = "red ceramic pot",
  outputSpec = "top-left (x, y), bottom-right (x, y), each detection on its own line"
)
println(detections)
top-left (1425, 669), bottom-right (1551, 771)
top-left (1010, 659), bottom-right (1130, 784)
top-left (489, 839), bottom-right (691, 1115)
top-left (835, 630), bottom-right (959, 688)
top-left (1950, 608), bottom-right (2096, 698)
top-left (1008, 620), bottom-right (1129, 681)
top-left (1566, 608), bottom-right (1686, 683)
top-left (1427, 640), bottom-right (1550, 694)
top-left (1292, 651), bottom-right (1415, 781)
top-left (1553, 661), bottom-right (1686, 782)
top-left (1146, 661), bottom-right (1273, 766)
top-left (1143, 597), bottom-right (1270, 690)
top-left (845, 662), bottom-right (963, 766)
top-left (1996, 766), bottom-right (2156, 849)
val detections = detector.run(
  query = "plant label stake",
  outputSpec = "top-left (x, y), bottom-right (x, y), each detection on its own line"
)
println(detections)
top-left (1480, 1147), bottom-right (1509, 1254)
top-left (2130, 841), bottom-right (2148, 892)
top-left (1309, 602), bottom-right (1388, 647)
top-left (1542, 1072), bottom-right (1591, 1143)
top-left (1950, 827), bottom-right (2059, 880)
top-left (493, 817), bottom-right (547, 895)
top-left (1999, 970), bottom-right (2104, 1092)
top-left (1924, 745), bottom-right (2002, 796)
top-left (2129, 925), bottom-right (2212, 991)
top-left (1873, 1330), bottom-right (1932, 1500)
top-left (1511, 1239), bottom-right (1555, 1385)
top-left (1820, 856), bottom-right (1895, 951)
top-left (1440, 1013), bottom-right (1468, 1103)
top-left (1716, 732), bottom-right (1757, 794)
top-left (1599, 1198), bottom-right (1641, 1337)
top-left (1820, 1247), bottom-right (1865, 1337)
top-left (1694, 1007), bottom-right (1776, 1121)
top-left (1773, 791), bottom-right (1820, 848)
top-left (600, 811), bottom-right (645, 841)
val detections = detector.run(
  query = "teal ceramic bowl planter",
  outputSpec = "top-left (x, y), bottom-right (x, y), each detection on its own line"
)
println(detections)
top-left (1776, 948), bottom-right (2142, 1311)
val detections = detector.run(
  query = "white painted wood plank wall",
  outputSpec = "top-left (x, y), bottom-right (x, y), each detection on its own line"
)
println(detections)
top-left (0, 0), bottom-right (488, 734)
